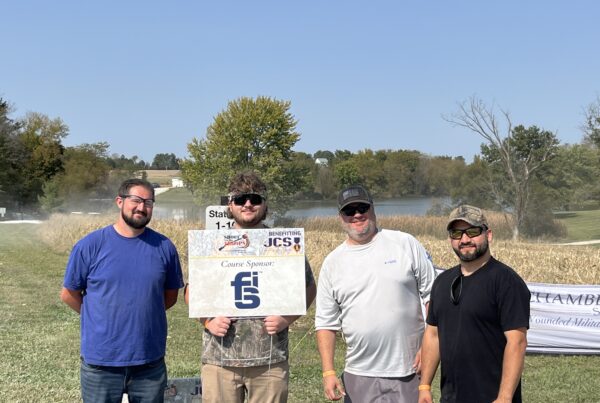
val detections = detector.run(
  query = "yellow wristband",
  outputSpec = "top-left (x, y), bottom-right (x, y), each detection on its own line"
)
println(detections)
top-left (322, 370), bottom-right (336, 378)
top-left (204, 318), bottom-right (211, 327)
top-left (418, 385), bottom-right (431, 391)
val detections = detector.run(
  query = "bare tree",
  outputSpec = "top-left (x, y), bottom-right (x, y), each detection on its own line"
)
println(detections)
top-left (445, 96), bottom-right (558, 239)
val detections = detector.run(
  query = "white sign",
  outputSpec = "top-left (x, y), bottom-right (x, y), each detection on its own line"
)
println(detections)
top-left (527, 282), bottom-right (600, 354)
top-left (188, 228), bottom-right (307, 318)
top-left (204, 205), bottom-right (235, 230)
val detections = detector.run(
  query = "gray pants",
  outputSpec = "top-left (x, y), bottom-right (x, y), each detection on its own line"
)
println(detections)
top-left (342, 372), bottom-right (419, 403)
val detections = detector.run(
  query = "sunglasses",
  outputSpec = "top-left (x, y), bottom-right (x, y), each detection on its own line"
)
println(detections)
top-left (450, 274), bottom-right (463, 305)
top-left (448, 226), bottom-right (485, 240)
top-left (231, 193), bottom-right (264, 206)
top-left (340, 203), bottom-right (371, 217)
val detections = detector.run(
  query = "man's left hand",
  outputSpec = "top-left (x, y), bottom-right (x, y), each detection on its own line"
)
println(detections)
top-left (264, 316), bottom-right (290, 335)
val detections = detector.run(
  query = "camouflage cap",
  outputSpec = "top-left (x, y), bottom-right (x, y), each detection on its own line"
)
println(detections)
top-left (447, 204), bottom-right (488, 230)
top-left (337, 185), bottom-right (373, 211)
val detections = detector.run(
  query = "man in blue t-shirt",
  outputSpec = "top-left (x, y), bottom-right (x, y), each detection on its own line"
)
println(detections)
top-left (61, 178), bottom-right (184, 403)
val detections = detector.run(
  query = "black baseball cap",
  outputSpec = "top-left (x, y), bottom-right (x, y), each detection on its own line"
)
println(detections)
top-left (337, 185), bottom-right (373, 211)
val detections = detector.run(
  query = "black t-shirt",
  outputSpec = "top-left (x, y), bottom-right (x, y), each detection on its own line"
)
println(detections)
top-left (427, 257), bottom-right (530, 403)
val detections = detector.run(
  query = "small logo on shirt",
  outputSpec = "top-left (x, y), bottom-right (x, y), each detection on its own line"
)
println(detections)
top-left (384, 259), bottom-right (397, 264)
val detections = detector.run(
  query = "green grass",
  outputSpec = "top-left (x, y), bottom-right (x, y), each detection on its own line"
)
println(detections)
top-left (555, 209), bottom-right (600, 242)
top-left (1, 223), bottom-right (600, 402)
top-left (156, 187), bottom-right (195, 203)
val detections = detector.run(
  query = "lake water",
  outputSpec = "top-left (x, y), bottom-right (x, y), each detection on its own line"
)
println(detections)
top-left (152, 197), bottom-right (447, 221)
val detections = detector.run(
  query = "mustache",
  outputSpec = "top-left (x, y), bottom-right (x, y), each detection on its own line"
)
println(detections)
top-left (133, 210), bottom-right (147, 217)
top-left (459, 242), bottom-right (475, 248)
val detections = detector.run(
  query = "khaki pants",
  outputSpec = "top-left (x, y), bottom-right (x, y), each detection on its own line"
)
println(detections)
top-left (201, 361), bottom-right (289, 403)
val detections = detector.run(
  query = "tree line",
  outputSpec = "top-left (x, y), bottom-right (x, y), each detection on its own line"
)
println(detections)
top-left (2, 94), bottom-right (600, 238)
top-left (0, 97), bottom-right (179, 215)
top-left (181, 96), bottom-right (600, 238)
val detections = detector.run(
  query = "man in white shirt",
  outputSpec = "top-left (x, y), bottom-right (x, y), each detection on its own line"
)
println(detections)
top-left (315, 185), bottom-right (436, 402)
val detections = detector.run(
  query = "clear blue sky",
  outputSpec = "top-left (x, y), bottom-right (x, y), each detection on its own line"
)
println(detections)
top-left (2, 1), bottom-right (599, 163)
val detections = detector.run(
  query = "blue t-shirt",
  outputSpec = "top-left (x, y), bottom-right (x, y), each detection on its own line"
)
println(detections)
top-left (63, 225), bottom-right (184, 366)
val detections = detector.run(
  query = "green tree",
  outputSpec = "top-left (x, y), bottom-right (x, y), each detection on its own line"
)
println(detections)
top-left (536, 144), bottom-right (600, 211)
top-left (181, 96), bottom-right (305, 214)
top-left (418, 156), bottom-right (466, 197)
top-left (450, 156), bottom-right (496, 209)
top-left (39, 143), bottom-right (112, 212)
top-left (582, 96), bottom-right (600, 148)
top-left (15, 112), bottom-right (67, 207)
top-left (333, 159), bottom-right (361, 189)
top-left (0, 99), bottom-right (24, 208)
top-left (288, 151), bottom-right (318, 197)
top-left (446, 97), bottom-right (559, 239)
top-left (151, 153), bottom-right (180, 170)
top-left (108, 154), bottom-right (148, 170)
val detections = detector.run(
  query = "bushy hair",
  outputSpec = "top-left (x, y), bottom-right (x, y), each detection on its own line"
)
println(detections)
top-left (227, 171), bottom-right (267, 197)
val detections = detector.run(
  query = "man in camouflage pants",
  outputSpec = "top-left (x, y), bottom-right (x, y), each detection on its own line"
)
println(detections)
top-left (186, 171), bottom-right (316, 403)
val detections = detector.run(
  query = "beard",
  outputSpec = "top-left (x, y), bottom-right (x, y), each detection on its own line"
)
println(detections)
top-left (230, 206), bottom-right (267, 228)
top-left (453, 238), bottom-right (489, 262)
top-left (342, 217), bottom-right (377, 244)
top-left (122, 209), bottom-right (151, 229)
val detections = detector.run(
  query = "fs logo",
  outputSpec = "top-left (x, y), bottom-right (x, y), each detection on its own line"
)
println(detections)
top-left (231, 271), bottom-right (260, 309)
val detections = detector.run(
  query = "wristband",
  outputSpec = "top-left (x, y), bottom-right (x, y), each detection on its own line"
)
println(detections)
top-left (322, 370), bottom-right (336, 378)
top-left (418, 385), bottom-right (431, 391)
top-left (204, 318), bottom-right (212, 327)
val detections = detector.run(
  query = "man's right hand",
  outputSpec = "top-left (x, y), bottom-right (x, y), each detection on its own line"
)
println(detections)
top-left (323, 374), bottom-right (345, 401)
top-left (418, 390), bottom-right (434, 403)
top-left (204, 316), bottom-right (232, 337)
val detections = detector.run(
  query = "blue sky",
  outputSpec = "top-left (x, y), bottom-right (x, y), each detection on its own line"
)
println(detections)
top-left (1, 1), bottom-right (599, 163)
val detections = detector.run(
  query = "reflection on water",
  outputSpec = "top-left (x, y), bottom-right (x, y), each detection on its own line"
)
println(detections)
top-left (152, 203), bottom-right (205, 222)
top-left (286, 197), bottom-right (447, 218)
top-left (150, 198), bottom-right (447, 221)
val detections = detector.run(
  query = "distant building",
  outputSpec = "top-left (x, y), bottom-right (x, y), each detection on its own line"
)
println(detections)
top-left (172, 177), bottom-right (185, 188)
top-left (315, 158), bottom-right (329, 166)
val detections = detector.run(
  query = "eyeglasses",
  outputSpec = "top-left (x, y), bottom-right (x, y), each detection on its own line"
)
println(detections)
top-left (231, 193), bottom-right (264, 206)
top-left (340, 203), bottom-right (371, 217)
top-left (120, 194), bottom-right (155, 207)
top-left (450, 274), bottom-right (463, 305)
top-left (448, 226), bottom-right (485, 240)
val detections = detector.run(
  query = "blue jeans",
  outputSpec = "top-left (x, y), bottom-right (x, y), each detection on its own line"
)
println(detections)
top-left (80, 357), bottom-right (167, 403)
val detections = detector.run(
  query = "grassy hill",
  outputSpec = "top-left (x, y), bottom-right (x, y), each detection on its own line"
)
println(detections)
top-left (143, 170), bottom-right (181, 186)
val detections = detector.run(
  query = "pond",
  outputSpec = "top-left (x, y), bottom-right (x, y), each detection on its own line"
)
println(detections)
top-left (151, 197), bottom-right (448, 221)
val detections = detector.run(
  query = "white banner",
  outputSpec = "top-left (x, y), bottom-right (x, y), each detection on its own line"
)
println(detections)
top-left (433, 268), bottom-right (600, 354)
top-left (188, 228), bottom-right (306, 318)
top-left (527, 283), bottom-right (600, 354)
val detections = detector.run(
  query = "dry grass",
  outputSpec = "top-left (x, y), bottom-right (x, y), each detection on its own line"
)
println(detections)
top-left (289, 210), bottom-right (521, 240)
top-left (143, 169), bottom-right (181, 186)
top-left (40, 214), bottom-right (598, 285)
top-left (39, 213), bottom-right (202, 276)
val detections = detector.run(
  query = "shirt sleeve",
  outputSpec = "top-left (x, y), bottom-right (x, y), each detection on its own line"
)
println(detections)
top-left (498, 270), bottom-right (531, 331)
top-left (314, 257), bottom-right (341, 330)
top-left (63, 241), bottom-right (89, 291)
top-left (410, 236), bottom-right (437, 304)
top-left (304, 257), bottom-right (316, 287)
top-left (164, 240), bottom-right (184, 290)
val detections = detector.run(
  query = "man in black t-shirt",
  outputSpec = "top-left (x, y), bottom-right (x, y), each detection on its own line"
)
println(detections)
top-left (418, 205), bottom-right (530, 403)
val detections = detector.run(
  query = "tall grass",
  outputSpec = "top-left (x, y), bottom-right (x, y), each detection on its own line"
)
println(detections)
top-left (286, 210), bottom-right (523, 240)
top-left (40, 213), bottom-right (597, 284)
